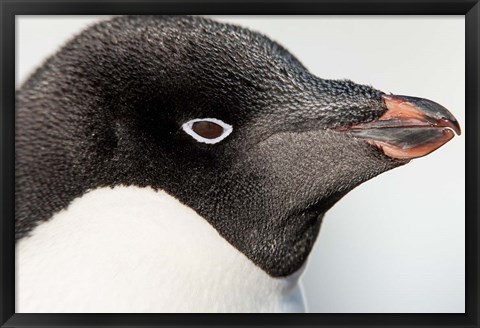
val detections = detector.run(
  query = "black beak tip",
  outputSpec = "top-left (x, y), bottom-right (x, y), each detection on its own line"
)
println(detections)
top-left (443, 117), bottom-right (461, 136)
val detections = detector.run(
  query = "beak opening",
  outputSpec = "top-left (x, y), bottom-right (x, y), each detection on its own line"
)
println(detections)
top-left (345, 94), bottom-right (461, 160)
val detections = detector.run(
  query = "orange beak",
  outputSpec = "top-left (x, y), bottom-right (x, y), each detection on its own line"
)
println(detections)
top-left (347, 94), bottom-right (461, 160)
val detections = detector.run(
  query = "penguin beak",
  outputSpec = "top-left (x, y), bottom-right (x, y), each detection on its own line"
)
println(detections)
top-left (344, 94), bottom-right (461, 160)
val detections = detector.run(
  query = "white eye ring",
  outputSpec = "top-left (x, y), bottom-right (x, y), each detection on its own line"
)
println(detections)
top-left (182, 118), bottom-right (233, 144)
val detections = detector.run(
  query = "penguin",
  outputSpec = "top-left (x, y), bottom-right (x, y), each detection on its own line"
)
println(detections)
top-left (15, 15), bottom-right (461, 313)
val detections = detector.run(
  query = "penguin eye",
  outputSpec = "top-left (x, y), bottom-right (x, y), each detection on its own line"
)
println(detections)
top-left (182, 118), bottom-right (233, 144)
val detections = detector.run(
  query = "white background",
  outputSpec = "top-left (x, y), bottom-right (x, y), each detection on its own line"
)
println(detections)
top-left (16, 16), bottom-right (465, 313)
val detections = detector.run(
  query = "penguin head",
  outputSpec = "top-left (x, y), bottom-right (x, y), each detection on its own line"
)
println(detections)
top-left (17, 15), bottom-right (460, 277)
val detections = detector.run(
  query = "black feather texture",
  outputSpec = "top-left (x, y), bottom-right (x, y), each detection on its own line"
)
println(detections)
top-left (16, 15), bottom-right (404, 277)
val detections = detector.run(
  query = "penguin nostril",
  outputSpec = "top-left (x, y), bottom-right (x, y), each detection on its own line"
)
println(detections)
top-left (182, 118), bottom-right (233, 144)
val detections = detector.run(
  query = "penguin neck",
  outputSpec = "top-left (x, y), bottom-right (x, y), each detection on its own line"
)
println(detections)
top-left (17, 185), bottom-right (306, 312)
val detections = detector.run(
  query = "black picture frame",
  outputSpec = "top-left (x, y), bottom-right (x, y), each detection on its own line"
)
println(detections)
top-left (1, 1), bottom-right (478, 327)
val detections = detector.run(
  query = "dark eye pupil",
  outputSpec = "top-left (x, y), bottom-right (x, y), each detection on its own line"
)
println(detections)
top-left (191, 121), bottom-right (224, 139)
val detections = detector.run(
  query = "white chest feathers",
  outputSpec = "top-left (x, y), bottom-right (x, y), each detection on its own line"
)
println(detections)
top-left (16, 186), bottom-right (307, 313)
